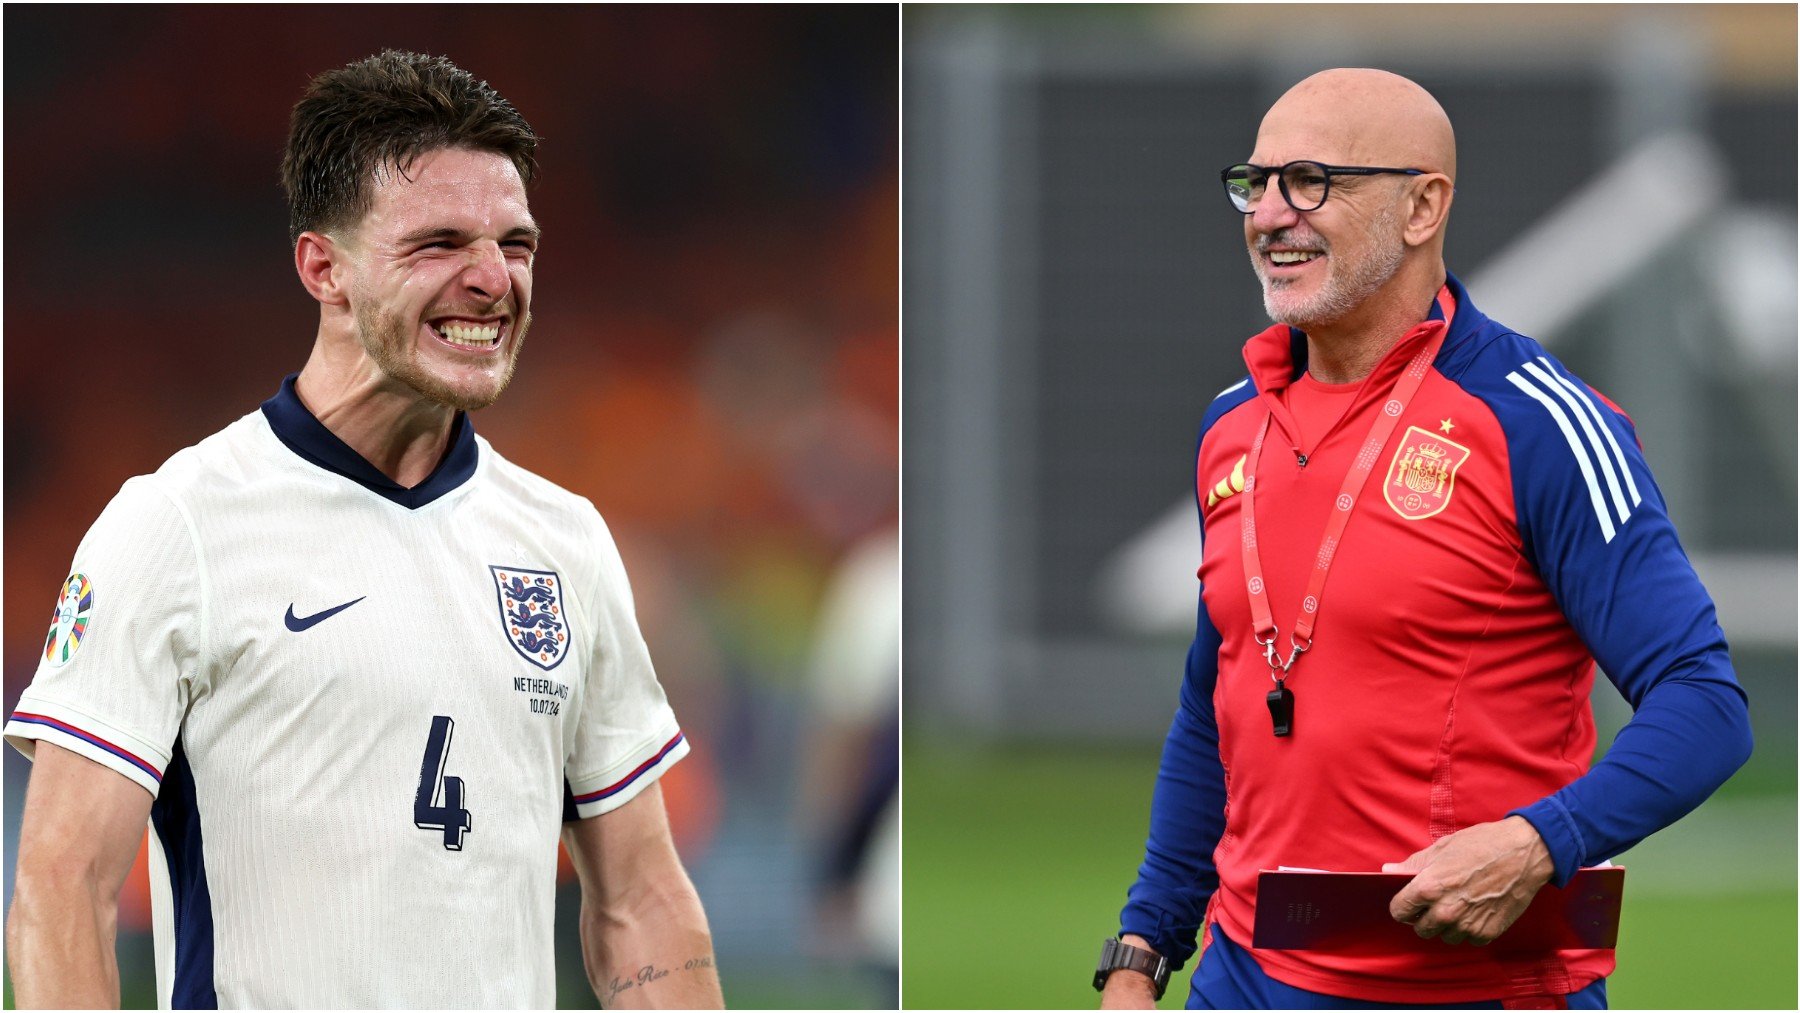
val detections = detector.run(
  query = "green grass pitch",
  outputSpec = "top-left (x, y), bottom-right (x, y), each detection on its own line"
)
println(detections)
top-left (903, 741), bottom-right (1797, 1010)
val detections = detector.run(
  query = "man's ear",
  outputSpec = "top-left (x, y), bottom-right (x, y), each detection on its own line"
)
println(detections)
top-left (1402, 175), bottom-right (1454, 249)
top-left (295, 231), bottom-right (350, 305)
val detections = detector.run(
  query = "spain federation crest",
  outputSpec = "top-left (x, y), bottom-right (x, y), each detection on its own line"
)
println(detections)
top-left (489, 565), bottom-right (569, 670)
top-left (44, 572), bottom-right (94, 668)
top-left (1383, 427), bottom-right (1472, 521)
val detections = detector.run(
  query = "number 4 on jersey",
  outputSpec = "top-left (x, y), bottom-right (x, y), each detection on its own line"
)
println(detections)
top-left (415, 715), bottom-right (472, 850)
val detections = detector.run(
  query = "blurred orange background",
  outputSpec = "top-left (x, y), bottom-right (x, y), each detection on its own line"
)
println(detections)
top-left (4, 6), bottom-right (896, 1008)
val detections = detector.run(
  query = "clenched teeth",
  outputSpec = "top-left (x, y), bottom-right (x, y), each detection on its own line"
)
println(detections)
top-left (1269, 251), bottom-right (1321, 265)
top-left (434, 321), bottom-right (501, 346)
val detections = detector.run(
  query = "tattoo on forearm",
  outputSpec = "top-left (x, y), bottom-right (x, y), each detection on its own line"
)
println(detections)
top-left (603, 954), bottom-right (717, 1005)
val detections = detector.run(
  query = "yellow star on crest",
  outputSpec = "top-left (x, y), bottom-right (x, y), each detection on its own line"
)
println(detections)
top-left (1438, 418), bottom-right (1456, 433)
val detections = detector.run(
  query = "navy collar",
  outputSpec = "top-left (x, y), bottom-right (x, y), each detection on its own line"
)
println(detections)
top-left (1436, 270), bottom-right (1481, 339)
top-left (260, 374), bottom-right (479, 509)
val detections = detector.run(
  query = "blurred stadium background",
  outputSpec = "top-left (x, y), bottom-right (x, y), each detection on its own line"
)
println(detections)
top-left (903, 5), bottom-right (1795, 1009)
top-left (3, 7), bottom-right (895, 1009)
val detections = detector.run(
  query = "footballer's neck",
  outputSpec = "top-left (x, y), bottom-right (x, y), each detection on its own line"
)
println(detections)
top-left (295, 349), bottom-right (459, 490)
top-left (1301, 263), bottom-right (1446, 385)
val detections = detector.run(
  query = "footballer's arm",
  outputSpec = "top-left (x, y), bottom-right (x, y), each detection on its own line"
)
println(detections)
top-left (1099, 933), bottom-right (1162, 1009)
top-left (7, 741), bottom-right (155, 1009)
top-left (563, 781), bottom-right (723, 1009)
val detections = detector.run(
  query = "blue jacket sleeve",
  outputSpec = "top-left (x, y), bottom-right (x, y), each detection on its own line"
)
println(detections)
top-left (1117, 595), bottom-right (1227, 967)
top-left (1480, 349), bottom-right (1752, 886)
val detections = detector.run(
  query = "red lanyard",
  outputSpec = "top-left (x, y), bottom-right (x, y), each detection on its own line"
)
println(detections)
top-left (1240, 288), bottom-right (1454, 734)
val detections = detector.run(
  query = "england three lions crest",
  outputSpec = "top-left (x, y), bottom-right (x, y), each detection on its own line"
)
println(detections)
top-left (1384, 427), bottom-right (1472, 521)
top-left (490, 566), bottom-right (569, 670)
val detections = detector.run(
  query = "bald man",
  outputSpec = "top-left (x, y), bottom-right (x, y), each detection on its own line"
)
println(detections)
top-left (1093, 69), bottom-right (1750, 1009)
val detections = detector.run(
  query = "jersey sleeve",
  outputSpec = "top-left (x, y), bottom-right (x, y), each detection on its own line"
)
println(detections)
top-left (4, 477), bottom-right (204, 796)
top-left (562, 506), bottom-right (688, 820)
top-left (1117, 595), bottom-right (1227, 968)
top-left (1116, 405), bottom-right (1246, 967)
top-left (1482, 349), bottom-right (1752, 885)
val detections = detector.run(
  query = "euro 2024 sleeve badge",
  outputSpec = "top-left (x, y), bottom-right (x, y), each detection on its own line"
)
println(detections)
top-left (44, 573), bottom-right (94, 668)
top-left (1384, 426), bottom-right (1472, 520)
top-left (490, 566), bottom-right (569, 670)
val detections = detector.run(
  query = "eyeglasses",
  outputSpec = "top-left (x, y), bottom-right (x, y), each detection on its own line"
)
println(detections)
top-left (1221, 160), bottom-right (1426, 213)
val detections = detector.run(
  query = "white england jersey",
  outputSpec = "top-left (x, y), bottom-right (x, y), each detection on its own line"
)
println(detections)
top-left (5, 376), bottom-right (689, 1009)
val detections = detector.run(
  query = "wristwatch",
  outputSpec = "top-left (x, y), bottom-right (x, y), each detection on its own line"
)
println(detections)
top-left (1093, 937), bottom-right (1170, 1000)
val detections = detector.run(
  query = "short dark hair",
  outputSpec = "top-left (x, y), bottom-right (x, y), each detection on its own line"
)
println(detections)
top-left (281, 50), bottom-right (539, 244)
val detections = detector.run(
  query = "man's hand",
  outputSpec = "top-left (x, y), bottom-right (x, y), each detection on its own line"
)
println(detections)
top-left (1384, 815), bottom-right (1554, 946)
top-left (1097, 934), bottom-right (1159, 1010)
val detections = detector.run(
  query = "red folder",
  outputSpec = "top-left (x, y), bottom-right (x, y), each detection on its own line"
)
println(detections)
top-left (1252, 867), bottom-right (1624, 952)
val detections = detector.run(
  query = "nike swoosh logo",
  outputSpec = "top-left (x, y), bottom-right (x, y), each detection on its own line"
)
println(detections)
top-left (285, 597), bottom-right (366, 632)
